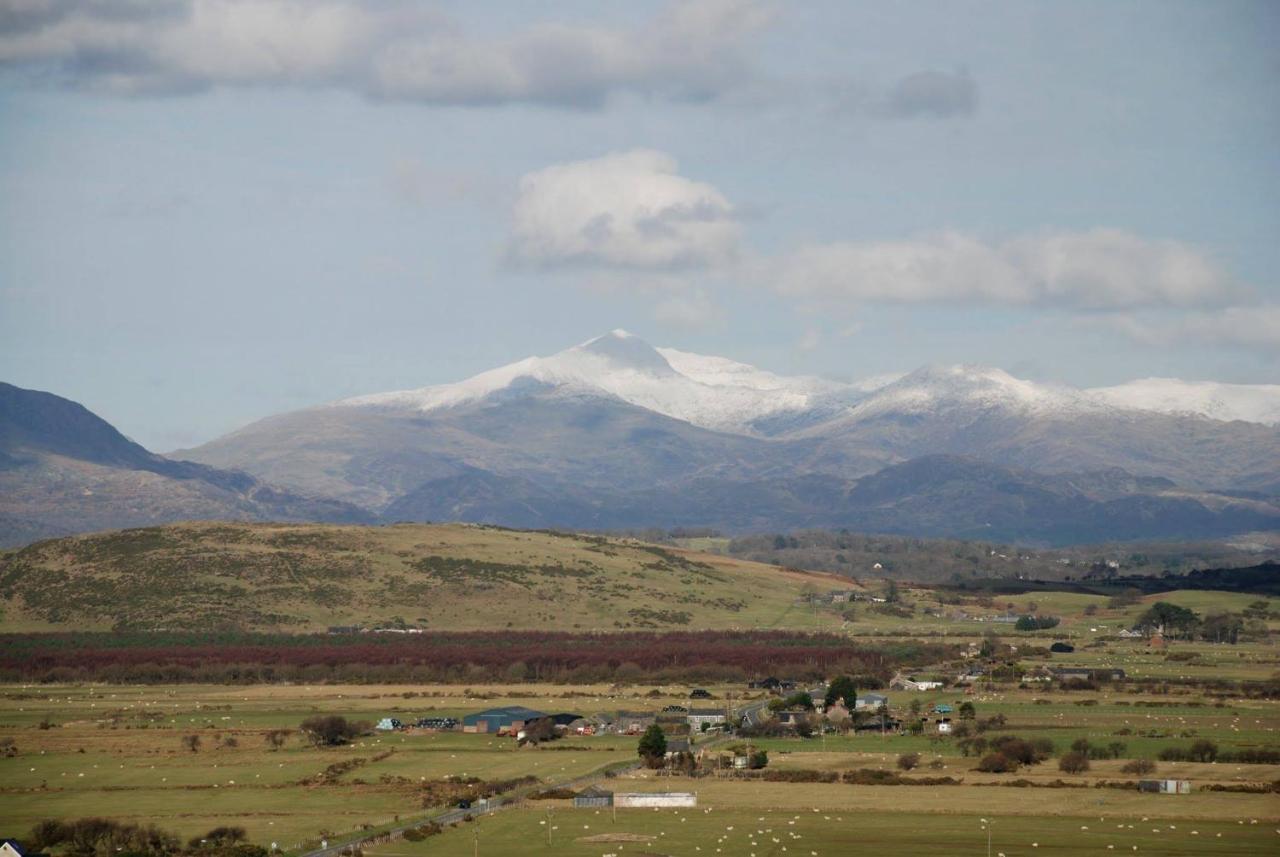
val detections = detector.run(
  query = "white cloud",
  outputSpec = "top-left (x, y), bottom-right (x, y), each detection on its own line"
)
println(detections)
top-left (771, 229), bottom-right (1239, 310)
top-left (507, 149), bottom-right (740, 271)
top-left (0, 0), bottom-right (772, 106)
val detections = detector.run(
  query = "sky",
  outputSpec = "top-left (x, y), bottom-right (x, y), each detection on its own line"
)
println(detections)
top-left (1, 0), bottom-right (1278, 450)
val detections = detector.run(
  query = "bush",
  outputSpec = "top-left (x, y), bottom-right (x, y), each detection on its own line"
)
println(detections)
top-left (976, 752), bottom-right (1019, 773)
top-left (988, 735), bottom-right (1052, 766)
top-left (1120, 759), bottom-right (1156, 776)
top-left (897, 752), bottom-right (921, 771)
top-left (30, 817), bottom-right (182, 857)
top-left (300, 716), bottom-right (370, 747)
top-left (1059, 751), bottom-right (1090, 774)
top-left (1159, 739), bottom-right (1219, 763)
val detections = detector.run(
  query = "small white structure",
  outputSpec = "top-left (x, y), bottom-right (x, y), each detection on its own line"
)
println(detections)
top-left (1138, 779), bottom-right (1191, 794)
top-left (687, 709), bottom-right (727, 731)
top-left (614, 792), bottom-right (698, 808)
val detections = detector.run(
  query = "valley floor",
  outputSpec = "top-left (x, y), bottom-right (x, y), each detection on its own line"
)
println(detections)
top-left (2, 682), bottom-right (1278, 856)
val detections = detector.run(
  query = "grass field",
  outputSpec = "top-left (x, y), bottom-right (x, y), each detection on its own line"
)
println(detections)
top-left (369, 797), bottom-right (1279, 856)
top-left (2, 680), bottom-right (1277, 854)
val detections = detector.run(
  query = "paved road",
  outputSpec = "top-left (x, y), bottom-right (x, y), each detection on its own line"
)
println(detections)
top-left (738, 684), bottom-right (827, 728)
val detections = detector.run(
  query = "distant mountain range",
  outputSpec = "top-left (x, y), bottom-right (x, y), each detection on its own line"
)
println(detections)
top-left (0, 382), bottom-right (370, 546)
top-left (3, 331), bottom-right (1278, 547)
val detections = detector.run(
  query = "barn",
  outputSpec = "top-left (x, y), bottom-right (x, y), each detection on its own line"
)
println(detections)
top-left (461, 706), bottom-right (547, 734)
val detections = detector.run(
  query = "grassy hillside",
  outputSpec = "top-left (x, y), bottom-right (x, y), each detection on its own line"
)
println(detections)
top-left (0, 521), bottom-right (847, 632)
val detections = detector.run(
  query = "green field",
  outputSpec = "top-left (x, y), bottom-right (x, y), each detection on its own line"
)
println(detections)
top-left (370, 797), bottom-right (1279, 856)
top-left (2, 680), bottom-right (1277, 855)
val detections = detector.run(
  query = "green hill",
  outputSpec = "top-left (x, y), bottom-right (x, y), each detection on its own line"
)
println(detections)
top-left (0, 521), bottom-right (847, 632)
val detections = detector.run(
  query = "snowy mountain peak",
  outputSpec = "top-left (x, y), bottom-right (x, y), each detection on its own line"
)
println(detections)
top-left (575, 329), bottom-right (676, 375)
top-left (334, 330), bottom-right (847, 432)
top-left (333, 333), bottom-right (1279, 434)
top-left (844, 363), bottom-right (1103, 420)
top-left (1088, 378), bottom-right (1280, 426)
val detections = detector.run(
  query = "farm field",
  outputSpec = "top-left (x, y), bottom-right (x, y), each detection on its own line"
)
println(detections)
top-left (3, 680), bottom-right (1278, 855)
top-left (370, 795), bottom-right (1279, 857)
top-left (0, 682), bottom-right (722, 846)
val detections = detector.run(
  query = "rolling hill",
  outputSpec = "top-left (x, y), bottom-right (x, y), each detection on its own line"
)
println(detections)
top-left (0, 521), bottom-right (846, 632)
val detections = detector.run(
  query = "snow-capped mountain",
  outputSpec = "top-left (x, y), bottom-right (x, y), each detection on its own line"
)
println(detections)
top-left (335, 330), bottom-right (1277, 433)
top-left (169, 330), bottom-right (1279, 543)
top-left (337, 329), bottom-right (868, 435)
top-left (833, 364), bottom-right (1110, 424)
top-left (1087, 378), bottom-right (1280, 426)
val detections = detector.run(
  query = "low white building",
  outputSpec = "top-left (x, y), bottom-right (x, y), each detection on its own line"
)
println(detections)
top-left (614, 792), bottom-right (698, 808)
top-left (687, 708), bottom-right (727, 731)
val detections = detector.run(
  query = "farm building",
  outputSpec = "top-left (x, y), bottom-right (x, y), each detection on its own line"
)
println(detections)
top-left (1138, 779), bottom-right (1191, 794)
top-left (774, 708), bottom-right (810, 726)
top-left (616, 711), bottom-right (656, 734)
top-left (573, 786), bottom-right (613, 808)
top-left (665, 738), bottom-right (691, 757)
top-left (854, 693), bottom-right (888, 710)
top-left (547, 712), bottom-right (584, 727)
top-left (461, 706), bottom-right (546, 734)
top-left (614, 792), bottom-right (697, 808)
top-left (892, 675), bottom-right (943, 691)
top-left (687, 708), bottom-right (727, 731)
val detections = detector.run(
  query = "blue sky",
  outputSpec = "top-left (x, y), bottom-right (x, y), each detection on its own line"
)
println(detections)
top-left (1, 1), bottom-right (1277, 449)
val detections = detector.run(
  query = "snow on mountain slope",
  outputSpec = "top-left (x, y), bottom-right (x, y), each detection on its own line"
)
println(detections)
top-left (837, 364), bottom-right (1109, 422)
top-left (338, 330), bottom-right (856, 434)
top-left (1088, 378), bottom-right (1280, 426)
top-left (335, 331), bottom-right (1278, 435)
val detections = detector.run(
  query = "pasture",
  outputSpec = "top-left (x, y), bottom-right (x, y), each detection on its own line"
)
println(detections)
top-left (2, 679), bottom-right (1277, 855)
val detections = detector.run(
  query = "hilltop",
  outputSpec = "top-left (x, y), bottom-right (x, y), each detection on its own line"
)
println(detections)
top-left (0, 521), bottom-right (845, 632)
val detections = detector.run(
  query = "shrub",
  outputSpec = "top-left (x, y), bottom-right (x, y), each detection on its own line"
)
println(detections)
top-left (1120, 759), bottom-right (1156, 775)
top-left (897, 752), bottom-right (921, 771)
top-left (300, 716), bottom-right (370, 747)
top-left (976, 752), bottom-right (1018, 773)
top-left (1058, 751), bottom-right (1090, 773)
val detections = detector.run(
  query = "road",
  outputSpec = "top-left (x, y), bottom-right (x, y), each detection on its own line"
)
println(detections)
top-left (738, 684), bottom-right (827, 728)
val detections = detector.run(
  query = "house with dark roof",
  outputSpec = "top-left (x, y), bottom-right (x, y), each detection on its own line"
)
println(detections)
top-left (461, 706), bottom-right (547, 734)
top-left (616, 710), bottom-right (656, 734)
top-left (573, 786), bottom-right (614, 808)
